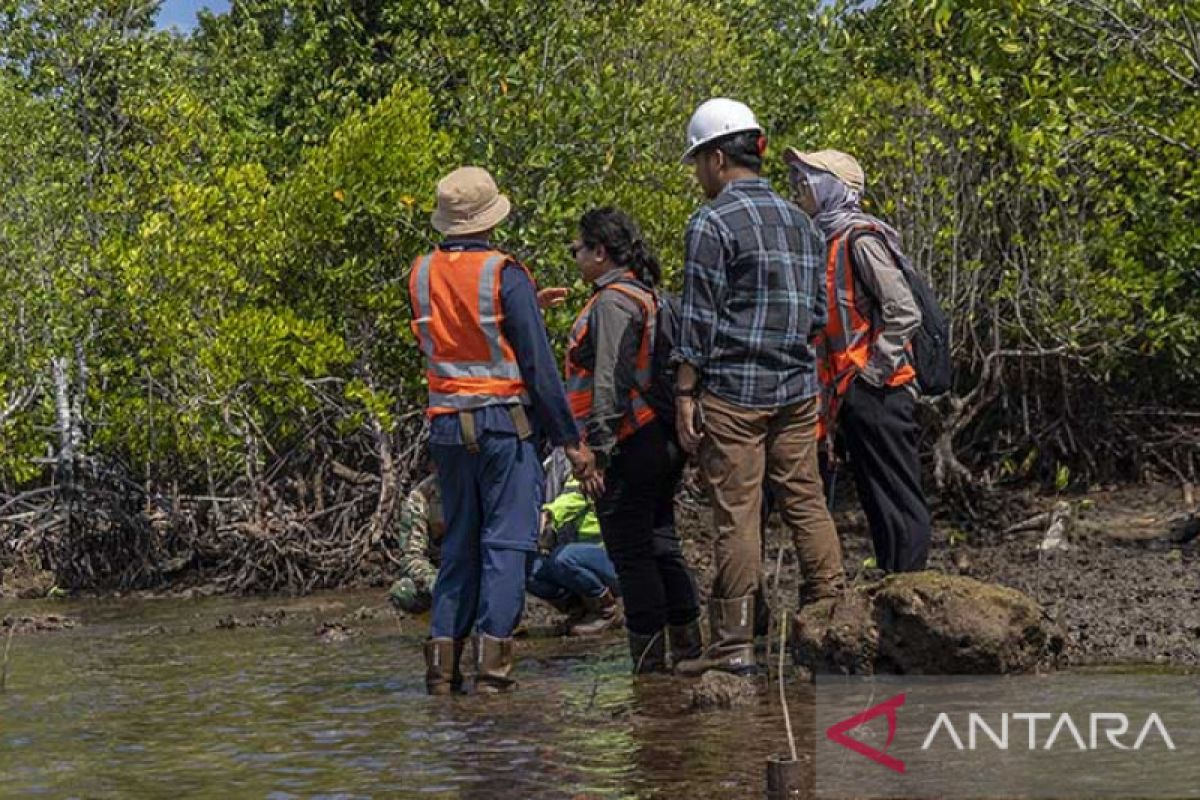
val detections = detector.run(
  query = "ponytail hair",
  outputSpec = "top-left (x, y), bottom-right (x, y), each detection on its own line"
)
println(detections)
top-left (579, 207), bottom-right (661, 288)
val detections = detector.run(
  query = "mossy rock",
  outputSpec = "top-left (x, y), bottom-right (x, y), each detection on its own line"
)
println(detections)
top-left (793, 572), bottom-right (1064, 675)
top-left (688, 670), bottom-right (761, 711)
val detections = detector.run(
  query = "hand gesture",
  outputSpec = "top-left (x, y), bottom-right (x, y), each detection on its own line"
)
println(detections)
top-left (563, 440), bottom-right (605, 499)
top-left (537, 287), bottom-right (570, 310)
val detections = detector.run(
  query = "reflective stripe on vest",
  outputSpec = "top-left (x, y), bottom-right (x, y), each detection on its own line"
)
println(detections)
top-left (564, 273), bottom-right (657, 442)
top-left (815, 226), bottom-right (916, 439)
top-left (408, 248), bottom-right (531, 417)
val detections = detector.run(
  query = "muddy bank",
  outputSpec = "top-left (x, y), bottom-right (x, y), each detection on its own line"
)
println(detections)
top-left (674, 480), bottom-right (1199, 667)
top-left (4, 480), bottom-right (1196, 667)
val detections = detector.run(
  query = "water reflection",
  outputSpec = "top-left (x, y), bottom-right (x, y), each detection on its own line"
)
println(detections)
top-left (0, 594), bottom-right (804, 799)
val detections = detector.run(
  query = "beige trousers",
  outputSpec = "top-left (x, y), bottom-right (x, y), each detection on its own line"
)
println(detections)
top-left (698, 392), bottom-right (845, 600)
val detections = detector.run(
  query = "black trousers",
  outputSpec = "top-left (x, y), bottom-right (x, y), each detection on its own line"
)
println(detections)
top-left (838, 381), bottom-right (931, 573)
top-left (596, 422), bottom-right (701, 636)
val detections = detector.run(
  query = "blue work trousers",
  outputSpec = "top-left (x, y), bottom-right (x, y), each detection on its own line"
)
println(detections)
top-left (429, 432), bottom-right (543, 640)
top-left (526, 543), bottom-right (618, 602)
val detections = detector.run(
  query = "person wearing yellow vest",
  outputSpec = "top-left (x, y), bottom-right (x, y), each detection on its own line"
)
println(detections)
top-left (565, 207), bottom-right (701, 673)
top-left (527, 452), bottom-right (621, 636)
top-left (409, 166), bottom-right (599, 695)
top-left (785, 148), bottom-right (932, 574)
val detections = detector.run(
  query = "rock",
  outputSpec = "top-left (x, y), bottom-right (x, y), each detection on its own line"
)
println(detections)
top-left (792, 572), bottom-right (1063, 675)
top-left (118, 624), bottom-right (169, 639)
top-left (345, 605), bottom-right (382, 622)
top-left (1037, 501), bottom-right (1072, 551)
top-left (1169, 513), bottom-right (1199, 545)
top-left (688, 670), bottom-right (760, 711)
top-left (1, 614), bottom-right (77, 634)
top-left (315, 621), bottom-right (359, 643)
top-left (215, 609), bottom-right (287, 629)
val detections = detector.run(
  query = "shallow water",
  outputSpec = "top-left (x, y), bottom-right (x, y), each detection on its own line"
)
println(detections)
top-left (0, 593), bottom-right (809, 798)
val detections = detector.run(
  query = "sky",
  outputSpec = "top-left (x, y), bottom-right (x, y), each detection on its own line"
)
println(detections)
top-left (155, 0), bottom-right (875, 32)
top-left (156, 0), bottom-right (230, 31)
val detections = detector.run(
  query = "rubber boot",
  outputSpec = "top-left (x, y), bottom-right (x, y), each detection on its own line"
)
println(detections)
top-left (569, 588), bottom-right (623, 636)
top-left (674, 595), bottom-right (757, 677)
top-left (474, 633), bottom-right (517, 694)
top-left (668, 618), bottom-right (704, 667)
top-left (547, 595), bottom-right (586, 635)
top-left (753, 583), bottom-right (771, 638)
top-left (628, 629), bottom-right (668, 674)
top-left (798, 576), bottom-right (846, 608)
top-left (424, 637), bottom-right (464, 696)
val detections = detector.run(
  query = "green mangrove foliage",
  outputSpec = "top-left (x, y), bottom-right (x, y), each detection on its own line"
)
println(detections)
top-left (0, 0), bottom-right (1195, 588)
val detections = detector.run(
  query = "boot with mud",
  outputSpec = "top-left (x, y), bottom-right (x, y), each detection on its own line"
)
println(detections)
top-left (474, 633), bottom-right (517, 694)
top-left (790, 580), bottom-right (847, 665)
top-left (569, 589), bottom-right (623, 636)
top-left (674, 595), bottom-right (757, 677)
top-left (798, 576), bottom-right (846, 608)
top-left (629, 629), bottom-right (668, 674)
top-left (754, 584), bottom-right (772, 638)
top-left (668, 618), bottom-right (704, 667)
top-left (424, 637), bottom-right (465, 696)
top-left (547, 595), bottom-right (586, 635)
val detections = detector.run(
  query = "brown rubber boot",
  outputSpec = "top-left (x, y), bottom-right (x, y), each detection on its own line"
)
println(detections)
top-left (798, 576), bottom-right (846, 607)
top-left (474, 633), bottom-right (517, 694)
top-left (547, 595), bottom-right (586, 635)
top-left (673, 595), bottom-right (757, 677)
top-left (424, 637), bottom-right (464, 696)
top-left (569, 589), bottom-right (623, 636)
top-left (668, 618), bottom-right (704, 667)
top-left (628, 629), bottom-right (668, 674)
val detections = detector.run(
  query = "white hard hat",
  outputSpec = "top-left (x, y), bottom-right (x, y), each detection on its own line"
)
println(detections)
top-left (682, 98), bottom-right (763, 164)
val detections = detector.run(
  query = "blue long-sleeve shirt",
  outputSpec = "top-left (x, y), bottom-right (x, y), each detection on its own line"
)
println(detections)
top-left (427, 240), bottom-right (579, 448)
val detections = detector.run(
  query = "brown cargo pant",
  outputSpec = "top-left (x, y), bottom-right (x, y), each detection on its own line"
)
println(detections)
top-left (698, 392), bottom-right (844, 601)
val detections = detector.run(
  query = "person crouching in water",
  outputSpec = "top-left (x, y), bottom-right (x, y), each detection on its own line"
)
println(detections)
top-left (527, 450), bottom-right (622, 635)
top-left (387, 470), bottom-right (443, 615)
top-left (391, 456), bottom-right (621, 637)
top-left (564, 208), bottom-right (702, 673)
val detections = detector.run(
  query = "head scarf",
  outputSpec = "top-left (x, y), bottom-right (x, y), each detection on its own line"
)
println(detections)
top-left (793, 164), bottom-right (912, 270)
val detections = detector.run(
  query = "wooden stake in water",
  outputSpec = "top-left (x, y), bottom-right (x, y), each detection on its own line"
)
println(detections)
top-left (778, 612), bottom-right (797, 762)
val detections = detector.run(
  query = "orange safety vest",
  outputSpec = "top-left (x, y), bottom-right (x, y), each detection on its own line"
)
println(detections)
top-left (816, 226), bottom-right (916, 440)
top-left (564, 273), bottom-right (657, 442)
top-left (408, 247), bottom-right (532, 418)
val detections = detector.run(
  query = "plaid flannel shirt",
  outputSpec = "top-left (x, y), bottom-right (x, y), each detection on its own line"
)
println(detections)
top-left (673, 178), bottom-right (827, 408)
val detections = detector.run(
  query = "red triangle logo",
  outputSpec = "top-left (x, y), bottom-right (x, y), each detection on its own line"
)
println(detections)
top-left (825, 692), bottom-right (907, 774)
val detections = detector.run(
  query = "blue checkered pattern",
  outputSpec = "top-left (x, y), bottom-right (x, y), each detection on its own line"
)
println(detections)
top-left (673, 178), bottom-right (827, 408)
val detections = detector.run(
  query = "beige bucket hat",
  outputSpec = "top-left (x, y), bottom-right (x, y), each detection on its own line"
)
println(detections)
top-left (430, 166), bottom-right (512, 236)
top-left (783, 147), bottom-right (865, 193)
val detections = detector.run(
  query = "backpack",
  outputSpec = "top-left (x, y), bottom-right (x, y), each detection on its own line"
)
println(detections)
top-left (902, 266), bottom-right (953, 396)
top-left (850, 230), bottom-right (953, 396)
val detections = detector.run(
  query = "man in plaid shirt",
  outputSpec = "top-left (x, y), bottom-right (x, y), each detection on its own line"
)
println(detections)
top-left (672, 98), bottom-right (845, 677)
